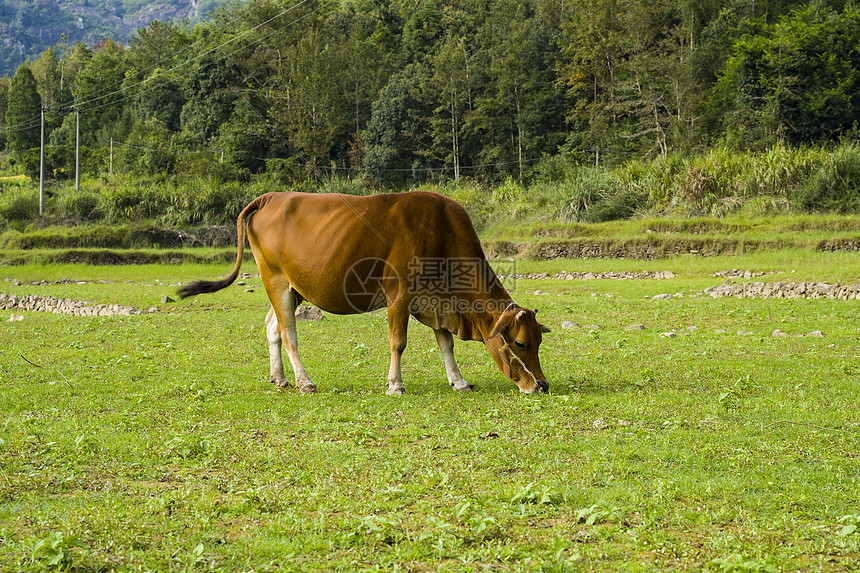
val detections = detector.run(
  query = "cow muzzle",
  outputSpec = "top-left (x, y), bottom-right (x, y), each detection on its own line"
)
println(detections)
top-left (522, 379), bottom-right (548, 393)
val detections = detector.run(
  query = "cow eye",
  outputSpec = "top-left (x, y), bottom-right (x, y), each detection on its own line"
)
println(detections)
top-left (514, 341), bottom-right (526, 349)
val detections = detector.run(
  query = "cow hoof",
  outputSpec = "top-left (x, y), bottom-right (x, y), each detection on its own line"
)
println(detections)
top-left (453, 383), bottom-right (473, 392)
top-left (271, 378), bottom-right (291, 389)
top-left (386, 386), bottom-right (405, 396)
top-left (298, 382), bottom-right (317, 394)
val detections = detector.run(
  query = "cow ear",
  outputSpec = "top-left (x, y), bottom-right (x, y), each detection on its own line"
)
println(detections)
top-left (489, 312), bottom-right (515, 339)
top-left (539, 323), bottom-right (551, 334)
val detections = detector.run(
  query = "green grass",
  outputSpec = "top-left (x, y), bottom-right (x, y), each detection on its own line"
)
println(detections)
top-left (1, 253), bottom-right (859, 571)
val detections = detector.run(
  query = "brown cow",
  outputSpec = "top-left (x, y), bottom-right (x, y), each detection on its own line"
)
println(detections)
top-left (178, 191), bottom-right (550, 395)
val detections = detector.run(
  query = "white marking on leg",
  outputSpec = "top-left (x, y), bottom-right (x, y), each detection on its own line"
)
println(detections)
top-left (266, 306), bottom-right (289, 387)
top-left (434, 328), bottom-right (471, 391)
top-left (386, 349), bottom-right (404, 395)
top-left (277, 289), bottom-right (316, 393)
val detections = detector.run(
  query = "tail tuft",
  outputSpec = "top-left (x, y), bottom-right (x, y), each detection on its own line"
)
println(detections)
top-left (177, 279), bottom-right (229, 299)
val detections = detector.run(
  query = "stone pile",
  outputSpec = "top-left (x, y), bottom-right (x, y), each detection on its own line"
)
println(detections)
top-left (556, 270), bottom-right (675, 280)
top-left (710, 269), bottom-right (777, 279)
top-left (498, 270), bottom-right (675, 280)
top-left (0, 293), bottom-right (142, 316)
top-left (704, 280), bottom-right (860, 300)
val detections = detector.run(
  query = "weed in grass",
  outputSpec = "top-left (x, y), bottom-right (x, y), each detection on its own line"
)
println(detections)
top-left (541, 536), bottom-right (582, 572)
top-left (710, 554), bottom-right (778, 573)
top-left (717, 375), bottom-right (752, 410)
top-left (507, 482), bottom-right (564, 505)
top-left (452, 498), bottom-right (500, 540)
top-left (28, 531), bottom-right (88, 571)
top-left (575, 500), bottom-right (629, 526)
top-left (74, 433), bottom-right (99, 454)
top-left (839, 514), bottom-right (860, 537)
top-left (163, 435), bottom-right (212, 459)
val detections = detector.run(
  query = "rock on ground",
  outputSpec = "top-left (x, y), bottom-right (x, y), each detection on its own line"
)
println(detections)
top-left (0, 293), bottom-right (141, 316)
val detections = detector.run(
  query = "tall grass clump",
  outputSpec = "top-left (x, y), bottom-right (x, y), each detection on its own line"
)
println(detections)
top-left (621, 154), bottom-right (686, 206)
top-left (52, 187), bottom-right (103, 223)
top-left (157, 180), bottom-right (252, 226)
top-left (98, 177), bottom-right (163, 223)
top-left (554, 166), bottom-right (649, 223)
top-left (746, 144), bottom-right (820, 196)
top-left (556, 166), bottom-right (617, 222)
top-left (315, 173), bottom-right (374, 196)
top-left (0, 187), bottom-right (39, 223)
top-left (791, 142), bottom-right (860, 212)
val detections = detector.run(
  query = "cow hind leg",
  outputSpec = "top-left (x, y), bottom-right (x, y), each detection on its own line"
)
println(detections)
top-left (272, 287), bottom-right (316, 394)
top-left (434, 328), bottom-right (472, 391)
top-left (266, 306), bottom-right (290, 388)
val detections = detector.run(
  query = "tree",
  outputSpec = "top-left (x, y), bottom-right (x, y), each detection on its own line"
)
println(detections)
top-left (120, 117), bottom-right (178, 174)
top-left (72, 38), bottom-right (129, 146)
top-left (0, 75), bottom-right (10, 150)
top-left (30, 47), bottom-right (73, 136)
top-left (180, 54), bottom-right (241, 148)
top-left (325, 9), bottom-right (395, 168)
top-left (5, 64), bottom-right (41, 158)
top-left (212, 96), bottom-right (271, 179)
top-left (58, 41), bottom-right (92, 95)
top-left (31, 48), bottom-right (64, 107)
top-left (557, 0), bottom-right (630, 163)
top-left (363, 65), bottom-right (433, 184)
top-left (266, 29), bottom-right (347, 169)
top-left (126, 21), bottom-right (190, 132)
top-left (401, 0), bottom-right (443, 64)
top-left (470, 1), bottom-right (566, 180)
top-left (713, 2), bottom-right (860, 146)
top-left (426, 35), bottom-right (474, 179)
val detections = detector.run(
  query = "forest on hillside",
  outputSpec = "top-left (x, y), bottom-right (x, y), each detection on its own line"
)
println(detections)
top-left (0, 0), bottom-right (224, 75)
top-left (2, 0), bottom-right (860, 191)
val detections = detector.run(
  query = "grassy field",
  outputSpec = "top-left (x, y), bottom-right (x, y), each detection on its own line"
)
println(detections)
top-left (1, 252), bottom-right (859, 571)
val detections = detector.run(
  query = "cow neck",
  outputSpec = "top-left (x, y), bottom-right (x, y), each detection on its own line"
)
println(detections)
top-left (473, 282), bottom-right (514, 343)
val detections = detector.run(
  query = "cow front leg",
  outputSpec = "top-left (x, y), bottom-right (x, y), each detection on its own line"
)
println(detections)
top-left (273, 288), bottom-right (316, 394)
top-left (386, 304), bottom-right (409, 395)
top-left (434, 328), bottom-right (472, 391)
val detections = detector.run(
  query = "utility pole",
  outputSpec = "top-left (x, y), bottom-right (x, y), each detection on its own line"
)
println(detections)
top-left (74, 107), bottom-right (80, 192)
top-left (39, 106), bottom-right (47, 216)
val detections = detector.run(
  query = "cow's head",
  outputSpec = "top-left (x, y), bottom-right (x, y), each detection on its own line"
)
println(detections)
top-left (486, 305), bottom-right (551, 393)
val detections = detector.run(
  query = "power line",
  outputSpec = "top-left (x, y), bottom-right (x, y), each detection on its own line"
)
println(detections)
top-left (93, 137), bottom-right (542, 174)
top-left (76, 0), bottom-right (318, 113)
top-left (79, 0), bottom-right (328, 116)
top-left (0, 0), bottom-right (323, 133)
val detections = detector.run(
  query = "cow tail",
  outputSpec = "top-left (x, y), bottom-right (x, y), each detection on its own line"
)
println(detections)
top-left (177, 195), bottom-right (267, 299)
